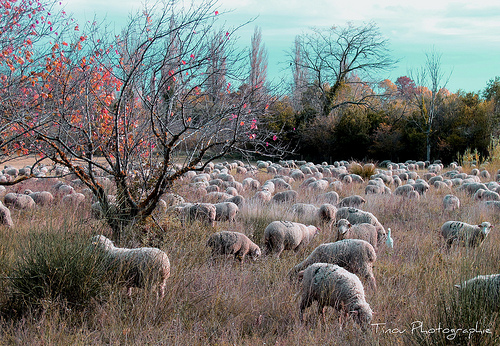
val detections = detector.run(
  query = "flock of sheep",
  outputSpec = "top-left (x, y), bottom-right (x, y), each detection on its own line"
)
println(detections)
top-left (1, 158), bottom-right (499, 331)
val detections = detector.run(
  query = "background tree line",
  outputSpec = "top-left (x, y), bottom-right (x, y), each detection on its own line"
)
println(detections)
top-left (1, 0), bottom-right (499, 236)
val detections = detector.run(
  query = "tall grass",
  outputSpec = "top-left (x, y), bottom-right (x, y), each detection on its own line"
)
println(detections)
top-left (1, 162), bottom-right (500, 344)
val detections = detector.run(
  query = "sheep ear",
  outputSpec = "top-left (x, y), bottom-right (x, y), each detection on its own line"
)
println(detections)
top-left (297, 270), bottom-right (304, 280)
top-left (454, 284), bottom-right (461, 289)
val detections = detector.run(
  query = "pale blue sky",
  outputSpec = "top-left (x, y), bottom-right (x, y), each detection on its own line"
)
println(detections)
top-left (63, 0), bottom-right (500, 94)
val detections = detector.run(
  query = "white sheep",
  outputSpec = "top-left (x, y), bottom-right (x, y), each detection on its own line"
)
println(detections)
top-left (334, 219), bottom-right (379, 251)
top-left (90, 235), bottom-right (170, 298)
top-left (251, 189), bottom-right (272, 203)
top-left (0, 201), bottom-right (13, 227)
top-left (290, 239), bottom-right (377, 291)
top-left (335, 207), bottom-right (386, 244)
top-left (441, 221), bottom-right (493, 248)
top-left (4, 192), bottom-right (35, 210)
top-left (214, 202), bottom-right (239, 222)
top-left (61, 192), bottom-right (86, 207)
top-left (184, 203), bottom-right (217, 226)
top-left (298, 263), bottom-right (373, 330)
top-left (263, 221), bottom-right (319, 257)
top-left (316, 191), bottom-right (340, 205)
top-left (271, 190), bottom-right (298, 204)
top-left (28, 191), bottom-right (55, 206)
top-left (337, 195), bottom-right (366, 209)
top-left (443, 194), bottom-right (460, 211)
top-left (206, 231), bottom-right (261, 262)
top-left (474, 188), bottom-right (500, 202)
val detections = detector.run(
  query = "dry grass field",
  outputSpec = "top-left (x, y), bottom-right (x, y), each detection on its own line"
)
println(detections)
top-left (1, 159), bottom-right (500, 345)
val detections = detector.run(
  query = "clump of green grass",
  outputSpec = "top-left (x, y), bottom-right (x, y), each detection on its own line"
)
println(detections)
top-left (5, 228), bottom-right (112, 315)
top-left (349, 161), bottom-right (377, 179)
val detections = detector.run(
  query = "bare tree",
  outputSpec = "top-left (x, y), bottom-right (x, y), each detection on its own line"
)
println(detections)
top-left (249, 26), bottom-right (267, 97)
top-left (290, 22), bottom-right (396, 118)
top-left (410, 48), bottom-right (451, 161)
top-left (12, 0), bottom-right (283, 240)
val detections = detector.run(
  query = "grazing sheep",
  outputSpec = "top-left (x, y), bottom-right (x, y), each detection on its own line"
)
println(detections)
top-left (412, 181), bottom-right (430, 195)
top-left (394, 184), bottom-right (415, 197)
top-left (185, 203), bottom-right (217, 226)
top-left (0, 201), bottom-right (13, 227)
top-left (483, 200), bottom-right (500, 211)
top-left (456, 182), bottom-right (488, 196)
top-left (443, 194), bottom-right (460, 211)
top-left (62, 192), bottom-right (86, 207)
top-left (224, 194), bottom-right (245, 207)
top-left (307, 179), bottom-right (329, 192)
top-left (251, 189), bottom-right (272, 203)
top-left (4, 192), bottom-right (36, 210)
top-left (317, 191), bottom-right (340, 205)
top-left (335, 207), bottom-right (386, 244)
top-left (90, 235), bottom-right (170, 298)
top-left (203, 191), bottom-right (233, 204)
top-left (298, 263), bottom-right (373, 330)
top-left (337, 195), bottom-right (366, 209)
top-left (214, 202), bottom-right (239, 222)
top-left (474, 189), bottom-right (500, 202)
top-left (28, 191), bottom-right (55, 206)
top-left (271, 190), bottom-right (298, 204)
top-left (161, 193), bottom-right (185, 207)
top-left (317, 203), bottom-right (337, 226)
top-left (334, 219), bottom-right (379, 251)
top-left (290, 239), bottom-right (377, 291)
top-left (441, 221), bottom-right (493, 248)
top-left (206, 231), bottom-right (261, 262)
top-left (264, 221), bottom-right (319, 257)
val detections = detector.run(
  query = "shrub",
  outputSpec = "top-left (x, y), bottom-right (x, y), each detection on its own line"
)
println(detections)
top-left (407, 276), bottom-right (500, 345)
top-left (7, 230), bottom-right (111, 313)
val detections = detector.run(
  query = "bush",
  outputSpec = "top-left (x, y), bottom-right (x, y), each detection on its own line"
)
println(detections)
top-left (7, 230), bottom-right (111, 313)
top-left (407, 276), bottom-right (500, 345)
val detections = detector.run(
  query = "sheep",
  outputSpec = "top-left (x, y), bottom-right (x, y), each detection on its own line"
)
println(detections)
top-left (224, 194), bottom-right (245, 208)
top-left (271, 190), bottom-right (298, 204)
top-left (185, 203), bottom-right (217, 226)
top-left (28, 191), bottom-right (55, 206)
top-left (441, 221), bottom-right (493, 248)
top-left (290, 239), bottom-right (377, 291)
top-left (214, 202), bottom-right (239, 222)
top-left (337, 195), bottom-right (366, 209)
top-left (317, 191), bottom-right (340, 205)
top-left (206, 231), bottom-right (261, 262)
top-left (0, 201), bottom-right (13, 227)
top-left (443, 194), bottom-right (460, 211)
top-left (334, 219), bottom-right (379, 251)
top-left (4, 192), bottom-right (36, 210)
top-left (456, 182), bottom-right (488, 196)
top-left (202, 191), bottom-right (233, 204)
top-left (90, 235), bottom-right (170, 298)
top-left (394, 184), bottom-right (415, 197)
top-left (291, 203), bottom-right (319, 222)
top-left (474, 188), bottom-right (500, 202)
top-left (335, 207), bottom-right (386, 244)
top-left (61, 192), bottom-right (86, 207)
top-left (264, 221), bottom-right (319, 257)
top-left (250, 188), bottom-right (272, 203)
top-left (298, 263), bottom-right (373, 330)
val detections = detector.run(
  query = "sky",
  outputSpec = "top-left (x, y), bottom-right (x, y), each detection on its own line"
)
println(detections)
top-left (62, 0), bottom-right (500, 94)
